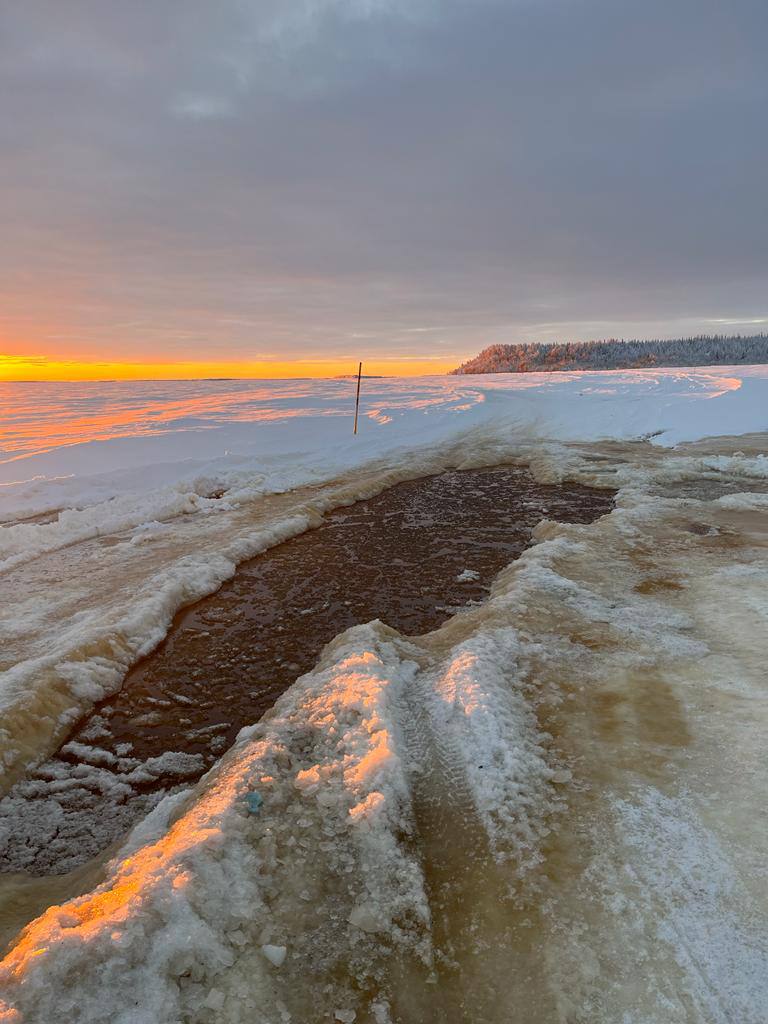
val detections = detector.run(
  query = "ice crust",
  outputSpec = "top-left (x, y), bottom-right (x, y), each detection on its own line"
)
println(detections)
top-left (1, 372), bottom-right (768, 1021)
top-left (1, 368), bottom-right (767, 790)
top-left (0, 628), bottom-right (437, 1022)
top-left (3, 436), bottom-right (768, 1020)
top-left (0, 749), bottom-right (207, 873)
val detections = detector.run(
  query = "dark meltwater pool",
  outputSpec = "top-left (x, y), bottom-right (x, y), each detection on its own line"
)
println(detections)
top-left (0, 467), bottom-right (614, 874)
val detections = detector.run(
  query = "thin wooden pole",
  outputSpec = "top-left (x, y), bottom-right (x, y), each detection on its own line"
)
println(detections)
top-left (353, 361), bottom-right (362, 434)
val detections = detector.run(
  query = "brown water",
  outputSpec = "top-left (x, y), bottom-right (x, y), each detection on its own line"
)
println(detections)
top-left (0, 467), bottom-right (614, 875)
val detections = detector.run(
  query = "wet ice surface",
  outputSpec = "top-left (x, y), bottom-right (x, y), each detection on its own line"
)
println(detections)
top-left (0, 467), bottom-right (613, 875)
top-left (649, 477), bottom-right (768, 501)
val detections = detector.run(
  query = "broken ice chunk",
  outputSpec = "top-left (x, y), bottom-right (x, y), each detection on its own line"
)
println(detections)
top-left (456, 568), bottom-right (480, 582)
top-left (204, 989), bottom-right (225, 1011)
top-left (348, 904), bottom-right (384, 933)
top-left (550, 769), bottom-right (573, 784)
top-left (262, 944), bottom-right (287, 967)
top-left (245, 791), bottom-right (264, 814)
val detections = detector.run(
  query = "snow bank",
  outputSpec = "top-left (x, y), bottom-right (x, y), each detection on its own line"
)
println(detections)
top-left (0, 628), bottom-right (435, 1023)
top-left (0, 510), bottom-right (316, 792)
top-left (0, 610), bottom-right (568, 1022)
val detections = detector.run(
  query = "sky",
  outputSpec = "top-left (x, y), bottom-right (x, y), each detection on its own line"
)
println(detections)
top-left (0, 0), bottom-right (766, 380)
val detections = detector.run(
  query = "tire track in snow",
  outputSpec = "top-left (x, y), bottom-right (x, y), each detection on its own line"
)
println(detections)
top-left (394, 640), bottom-right (559, 1024)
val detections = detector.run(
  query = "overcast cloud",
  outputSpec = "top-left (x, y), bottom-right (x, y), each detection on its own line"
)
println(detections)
top-left (1, 0), bottom-right (766, 364)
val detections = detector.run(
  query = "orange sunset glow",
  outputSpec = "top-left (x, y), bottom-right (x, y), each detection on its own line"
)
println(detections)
top-left (0, 354), bottom-right (458, 382)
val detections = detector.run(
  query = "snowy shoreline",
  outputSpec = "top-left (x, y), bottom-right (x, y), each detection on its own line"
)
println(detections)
top-left (1, 367), bottom-right (766, 785)
top-left (0, 370), bottom-right (767, 1021)
top-left (2, 366), bottom-right (767, 529)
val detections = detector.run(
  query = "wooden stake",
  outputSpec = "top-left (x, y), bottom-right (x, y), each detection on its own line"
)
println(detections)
top-left (353, 361), bottom-right (362, 435)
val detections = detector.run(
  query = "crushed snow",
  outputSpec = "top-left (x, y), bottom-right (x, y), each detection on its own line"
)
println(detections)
top-left (455, 568), bottom-right (480, 582)
top-left (1, 370), bottom-right (768, 1020)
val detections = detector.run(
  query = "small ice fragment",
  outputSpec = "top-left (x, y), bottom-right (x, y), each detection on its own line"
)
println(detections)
top-left (204, 989), bottom-right (225, 1011)
top-left (246, 791), bottom-right (263, 813)
top-left (456, 568), bottom-right (480, 582)
top-left (334, 1011), bottom-right (357, 1023)
top-left (348, 904), bottom-right (382, 933)
top-left (550, 769), bottom-right (572, 784)
top-left (262, 944), bottom-right (287, 967)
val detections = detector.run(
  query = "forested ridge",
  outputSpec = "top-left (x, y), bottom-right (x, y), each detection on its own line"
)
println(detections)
top-left (451, 335), bottom-right (768, 374)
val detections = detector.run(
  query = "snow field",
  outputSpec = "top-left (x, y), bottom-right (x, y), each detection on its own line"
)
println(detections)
top-left (2, 366), bottom-right (767, 538)
top-left (2, 436), bottom-right (768, 1020)
top-left (0, 367), bottom-right (765, 792)
top-left (1, 372), bottom-right (768, 1020)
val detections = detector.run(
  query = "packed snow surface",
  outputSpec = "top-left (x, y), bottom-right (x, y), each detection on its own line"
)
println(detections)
top-left (2, 367), bottom-right (767, 525)
top-left (1, 369), bottom-right (768, 1021)
top-left (2, 441), bottom-right (768, 1022)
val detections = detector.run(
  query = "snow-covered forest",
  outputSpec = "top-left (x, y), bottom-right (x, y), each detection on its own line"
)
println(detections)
top-left (452, 335), bottom-right (768, 374)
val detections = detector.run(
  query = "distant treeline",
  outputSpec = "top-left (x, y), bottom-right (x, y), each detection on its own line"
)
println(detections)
top-left (451, 335), bottom-right (768, 374)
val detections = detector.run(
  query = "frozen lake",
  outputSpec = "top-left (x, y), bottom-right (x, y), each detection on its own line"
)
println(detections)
top-left (1, 371), bottom-right (767, 1022)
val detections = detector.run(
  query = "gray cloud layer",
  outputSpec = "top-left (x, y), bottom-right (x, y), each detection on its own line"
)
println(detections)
top-left (1, 0), bottom-right (766, 362)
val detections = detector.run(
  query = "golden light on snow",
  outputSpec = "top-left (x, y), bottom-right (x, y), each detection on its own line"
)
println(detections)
top-left (0, 777), bottom-right (233, 982)
top-left (0, 643), bottom-right (407, 1014)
